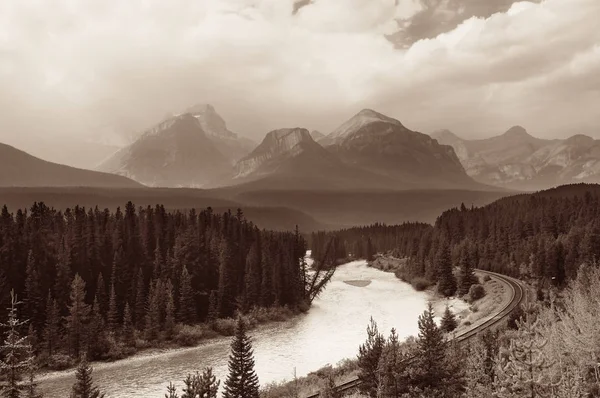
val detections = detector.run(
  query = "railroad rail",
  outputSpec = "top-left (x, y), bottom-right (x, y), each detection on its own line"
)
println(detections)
top-left (306, 269), bottom-right (527, 397)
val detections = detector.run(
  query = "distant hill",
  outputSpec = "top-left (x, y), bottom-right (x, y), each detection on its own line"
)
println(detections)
top-left (432, 127), bottom-right (600, 190)
top-left (0, 143), bottom-right (141, 188)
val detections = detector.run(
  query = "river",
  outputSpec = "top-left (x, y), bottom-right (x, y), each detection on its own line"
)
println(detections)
top-left (38, 259), bottom-right (429, 397)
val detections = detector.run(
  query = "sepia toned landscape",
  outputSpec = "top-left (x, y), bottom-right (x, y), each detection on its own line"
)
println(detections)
top-left (1, 0), bottom-right (600, 397)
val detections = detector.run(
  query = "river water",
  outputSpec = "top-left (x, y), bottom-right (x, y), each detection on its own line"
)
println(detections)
top-left (39, 259), bottom-right (429, 397)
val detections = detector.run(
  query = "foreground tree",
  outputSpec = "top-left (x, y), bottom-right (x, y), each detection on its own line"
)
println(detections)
top-left (0, 291), bottom-right (29, 398)
top-left (65, 275), bottom-right (91, 359)
top-left (377, 328), bottom-right (407, 398)
top-left (70, 356), bottom-right (105, 398)
top-left (223, 317), bottom-right (260, 398)
top-left (440, 305), bottom-right (458, 333)
top-left (357, 317), bottom-right (385, 397)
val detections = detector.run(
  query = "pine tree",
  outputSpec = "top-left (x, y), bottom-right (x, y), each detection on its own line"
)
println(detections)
top-left (133, 271), bottom-right (146, 329)
top-left (145, 280), bottom-right (161, 341)
top-left (206, 290), bottom-right (219, 325)
top-left (197, 367), bottom-right (220, 398)
top-left (65, 274), bottom-right (90, 359)
top-left (0, 291), bottom-right (29, 398)
top-left (177, 267), bottom-right (195, 324)
top-left (164, 280), bottom-right (176, 339)
top-left (43, 293), bottom-right (60, 357)
top-left (223, 317), bottom-right (260, 398)
top-left (165, 383), bottom-right (179, 398)
top-left (94, 274), bottom-right (108, 320)
top-left (457, 249), bottom-right (478, 297)
top-left (87, 296), bottom-right (108, 360)
top-left (70, 356), bottom-right (105, 398)
top-left (377, 328), bottom-right (407, 398)
top-left (121, 302), bottom-right (135, 347)
top-left (411, 303), bottom-right (450, 392)
top-left (495, 304), bottom-right (556, 398)
top-left (181, 374), bottom-right (197, 398)
top-left (440, 305), bottom-right (458, 333)
top-left (435, 241), bottom-right (457, 297)
top-left (357, 317), bottom-right (385, 397)
top-left (106, 283), bottom-right (119, 334)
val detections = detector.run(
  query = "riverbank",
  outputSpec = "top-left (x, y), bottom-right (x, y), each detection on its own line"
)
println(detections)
top-left (38, 305), bottom-right (302, 375)
top-left (261, 256), bottom-right (512, 397)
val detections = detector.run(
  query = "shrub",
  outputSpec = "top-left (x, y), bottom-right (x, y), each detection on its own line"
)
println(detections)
top-left (213, 318), bottom-right (237, 336)
top-left (411, 277), bottom-right (433, 291)
top-left (175, 325), bottom-right (206, 346)
top-left (463, 320), bottom-right (472, 327)
top-left (468, 284), bottom-right (486, 302)
top-left (470, 304), bottom-right (479, 313)
top-left (483, 275), bottom-right (492, 283)
top-left (47, 354), bottom-right (75, 370)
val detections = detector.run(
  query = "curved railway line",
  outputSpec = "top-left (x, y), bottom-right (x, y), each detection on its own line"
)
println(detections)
top-left (306, 269), bottom-right (527, 397)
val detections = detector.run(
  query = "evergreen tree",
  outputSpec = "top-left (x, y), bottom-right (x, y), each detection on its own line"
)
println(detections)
top-left (377, 328), bottom-right (407, 398)
top-left (145, 280), bottom-right (161, 341)
top-left (440, 305), bottom-right (458, 333)
top-left (495, 304), bottom-right (556, 398)
top-left (165, 383), bottom-right (178, 398)
top-left (164, 280), bottom-right (176, 339)
top-left (121, 302), bottom-right (135, 347)
top-left (457, 249), bottom-right (478, 296)
top-left (357, 317), bottom-right (385, 397)
top-left (181, 374), bottom-right (197, 398)
top-left (0, 291), bottom-right (29, 398)
top-left (87, 296), bottom-right (108, 360)
top-left (70, 356), bottom-right (105, 398)
top-left (24, 345), bottom-right (42, 398)
top-left (411, 303), bottom-right (452, 393)
top-left (133, 271), bottom-right (146, 329)
top-left (65, 274), bottom-right (90, 359)
top-left (197, 367), bottom-right (220, 398)
top-left (106, 283), bottom-right (119, 334)
top-left (435, 241), bottom-right (457, 297)
top-left (43, 293), bottom-right (60, 357)
top-left (223, 317), bottom-right (260, 398)
top-left (177, 267), bottom-right (195, 324)
top-left (94, 274), bottom-right (108, 320)
top-left (206, 290), bottom-right (219, 325)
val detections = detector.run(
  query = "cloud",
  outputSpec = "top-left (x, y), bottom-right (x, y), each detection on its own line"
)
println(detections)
top-left (0, 0), bottom-right (598, 167)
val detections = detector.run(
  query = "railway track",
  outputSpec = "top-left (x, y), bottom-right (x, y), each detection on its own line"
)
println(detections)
top-left (305, 269), bottom-right (526, 397)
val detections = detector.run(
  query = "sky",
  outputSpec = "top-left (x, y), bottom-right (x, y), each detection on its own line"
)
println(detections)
top-left (1, 0), bottom-right (599, 166)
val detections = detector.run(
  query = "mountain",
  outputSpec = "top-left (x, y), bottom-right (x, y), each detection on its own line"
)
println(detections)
top-left (310, 130), bottom-right (326, 141)
top-left (0, 143), bottom-right (141, 188)
top-left (184, 104), bottom-right (255, 164)
top-left (432, 127), bottom-right (600, 189)
top-left (228, 127), bottom-right (379, 189)
top-left (98, 113), bottom-right (231, 188)
top-left (324, 109), bottom-right (481, 189)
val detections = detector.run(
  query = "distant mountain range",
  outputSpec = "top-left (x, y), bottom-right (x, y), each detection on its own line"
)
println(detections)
top-left (0, 143), bottom-right (141, 188)
top-left (432, 127), bottom-right (600, 189)
top-left (98, 105), bottom-right (255, 188)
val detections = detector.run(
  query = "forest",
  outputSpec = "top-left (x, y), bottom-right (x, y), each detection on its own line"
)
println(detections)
top-left (311, 184), bottom-right (600, 296)
top-left (0, 201), bottom-right (334, 367)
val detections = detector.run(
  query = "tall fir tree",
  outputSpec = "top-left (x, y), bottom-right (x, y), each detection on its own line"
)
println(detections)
top-left (440, 305), bottom-right (458, 333)
top-left (457, 249), bottom-right (478, 297)
top-left (223, 317), bottom-right (260, 398)
top-left (43, 292), bottom-right (60, 357)
top-left (87, 296), bottom-right (108, 360)
top-left (121, 302), bottom-right (135, 347)
top-left (65, 274), bottom-right (90, 359)
top-left (377, 328), bottom-right (407, 398)
top-left (435, 240), bottom-right (457, 297)
top-left (106, 282), bottom-right (119, 334)
top-left (197, 367), bottom-right (220, 398)
top-left (177, 267), bottom-right (195, 324)
top-left (357, 317), bottom-right (385, 397)
top-left (164, 280), bottom-right (176, 339)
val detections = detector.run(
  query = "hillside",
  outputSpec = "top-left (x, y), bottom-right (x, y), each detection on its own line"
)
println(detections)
top-left (0, 143), bottom-right (141, 188)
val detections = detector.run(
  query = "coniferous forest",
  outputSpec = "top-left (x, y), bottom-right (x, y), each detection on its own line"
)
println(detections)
top-left (311, 184), bottom-right (600, 296)
top-left (0, 201), bottom-right (315, 365)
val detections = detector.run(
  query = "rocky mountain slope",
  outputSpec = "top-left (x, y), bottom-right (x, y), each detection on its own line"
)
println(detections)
top-left (323, 109), bottom-right (481, 189)
top-left (99, 105), bottom-right (255, 187)
top-left (98, 113), bottom-right (231, 187)
top-left (0, 143), bottom-right (141, 188)
top-left (432, 127), bottom-right (600, 189)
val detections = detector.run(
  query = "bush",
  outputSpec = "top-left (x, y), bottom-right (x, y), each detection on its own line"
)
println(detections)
top-left (47, 354), bottom-right (75, 370)
top-left (470, 304), bottom-right (479, 313)
top-left (411, 277), bottom-right (433, 291)
top-left (468, 284), bottom-right (486, 302)
top-left (463, 320), bottom-right (472, 327)
top-left (175, 325), bottom-right (206, 346)
top-left (213, 318), bottom-right (237, 336)
top-left (483, 275), bottom-right (492, 283)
